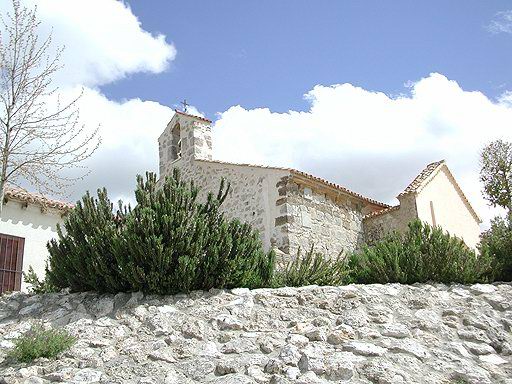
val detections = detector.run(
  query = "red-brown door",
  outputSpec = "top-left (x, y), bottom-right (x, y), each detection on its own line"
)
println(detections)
top-left (0, 234), bottom-right (25, 294)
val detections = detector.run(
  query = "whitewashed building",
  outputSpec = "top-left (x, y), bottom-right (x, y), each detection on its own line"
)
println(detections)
top-left (0, 188), bottom-right (71, 293)
top-left (364, 160), bottom-right (482, 249)
top-left (159, 111), bottom-right (482, 257)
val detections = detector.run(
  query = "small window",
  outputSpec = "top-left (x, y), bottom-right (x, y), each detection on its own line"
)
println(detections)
top-left (430, 201), bottom-right (437, 227)
top-left (176, 139), bottom-right (182, 159)
top-left (170, 123), bottom-right (182, 162)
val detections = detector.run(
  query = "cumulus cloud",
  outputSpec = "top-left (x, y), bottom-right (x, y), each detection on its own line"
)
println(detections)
top-left (16, 0), bottom-right (177, 87)
top-left (56, 87), bottom-right (171, 199)
top-left (0, 0), bottom-right (176, 203)
top-left (212, 73), bottom-right (512, 226)
top-left (487, 10), bottom-right (512, 34)
top-left (0, 1), bottom-right (509, 230)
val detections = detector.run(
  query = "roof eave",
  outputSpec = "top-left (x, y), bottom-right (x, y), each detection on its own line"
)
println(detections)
top-left (290, 171), bottom-right (389, 209)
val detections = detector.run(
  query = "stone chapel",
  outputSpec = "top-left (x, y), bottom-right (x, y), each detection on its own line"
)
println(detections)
top-left (158, 110), bottom-right (482, 257)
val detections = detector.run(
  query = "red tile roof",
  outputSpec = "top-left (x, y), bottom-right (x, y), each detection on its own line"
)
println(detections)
top-left (397, 160), bottom-right (481, 223)
top-left (4, 187), bottom-right (74, 213)
top-left (196, 159), bottom-right (389, 209)
top-left (290, 169), bottom-right (389, 208)
top-left (398, 160), bottom-right (445, 197)
top-left (174, 109), bottom-right (212, 123)
top-left (363, 205), bottom-right (400, 220)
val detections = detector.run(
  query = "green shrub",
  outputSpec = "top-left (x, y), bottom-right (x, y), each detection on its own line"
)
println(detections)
top-left (45, 170), bottom-right (274, 294)
top-left (347, 220), bottom-right (493, 284)
top-left (273, 247), bottom-right (348, 287)
top-left (479, 216), bottom-right (512, 281)
top-left (23, 266), bottom-right (58, 294)
top-left (8, 325), bottom-right (75, 363)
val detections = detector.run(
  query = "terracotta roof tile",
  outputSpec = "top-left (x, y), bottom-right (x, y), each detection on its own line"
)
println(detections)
top-left (196, 159), bottom-right (389, 208)
top-left (290, 170), bottom-right (389, 208)
top-left (363, 205), bottom-right (400, 220)
top-left (174, 109), bottom-right (212, 123)
top-left (4, 187), bottom-right (74, 213)
top-left (398, 160), bottom-right (445, 197)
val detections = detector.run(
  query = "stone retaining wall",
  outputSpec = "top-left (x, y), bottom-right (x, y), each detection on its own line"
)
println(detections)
top-left (1, 283), bottom-right (511, 383)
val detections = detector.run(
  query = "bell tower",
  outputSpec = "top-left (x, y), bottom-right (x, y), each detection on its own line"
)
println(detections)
top-left (158, 109), bottom-right (212, 177)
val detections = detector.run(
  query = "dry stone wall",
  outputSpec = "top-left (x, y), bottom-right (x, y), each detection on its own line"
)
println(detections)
top-left (1, 283), bottom-right (511, 384)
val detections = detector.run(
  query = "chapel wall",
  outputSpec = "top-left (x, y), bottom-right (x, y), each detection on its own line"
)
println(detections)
top-left (414, 168), bottom-right (481, 249)
top-left (362, 195), bottom-right (417, 244)
top-left (275, 177), bottom-right (365, 258)
top-left (161, 158), bottom-right (290, 252)
top-left (189, 161), bottom-right (289, 252)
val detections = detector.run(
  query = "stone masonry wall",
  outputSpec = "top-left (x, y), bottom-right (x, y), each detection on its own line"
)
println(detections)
top-left (275, 177), bottom-right (365, 257)
top-left (176, 160), bottom-right (289, 252)
top-left (1, 283), bottom-right (511, 383)
top-left (158, 114), bottom-right (291, 253)
top-left (363, 195), bottom-right (418, 245)
top-left (158, 117), bottom-right (213, 178)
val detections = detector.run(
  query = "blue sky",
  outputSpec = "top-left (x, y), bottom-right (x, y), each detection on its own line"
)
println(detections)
top-left (102, 0), bottom-right (511, 117)
top-left (2, 0), bottom-right (512, 225)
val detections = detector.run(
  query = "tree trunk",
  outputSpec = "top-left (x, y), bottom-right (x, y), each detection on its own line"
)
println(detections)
top-left (0, 184), bottom-right (5, 217)
top-left (0, 122), bottom-right (11, 218)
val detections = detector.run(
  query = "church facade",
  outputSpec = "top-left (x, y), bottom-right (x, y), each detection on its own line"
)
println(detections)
top-left (158, 111), bottom-right (482, 258)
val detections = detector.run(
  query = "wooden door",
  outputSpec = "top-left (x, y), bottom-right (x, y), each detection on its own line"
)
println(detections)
top-left (0, 234), bottom-right (25, 294)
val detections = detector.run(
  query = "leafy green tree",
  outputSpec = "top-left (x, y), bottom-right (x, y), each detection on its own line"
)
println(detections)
top-left (45, 170), bottom-right (274, 294)
top-left (479, 216), bottom-right (512, 281)
top-left (479, 139), bottom-right (512, 281)
top-left (480, 139), bottom-right (512, 213)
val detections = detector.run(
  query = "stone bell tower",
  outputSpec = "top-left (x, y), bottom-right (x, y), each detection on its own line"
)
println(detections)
top-left (158, 109), bottom-right (213, 178)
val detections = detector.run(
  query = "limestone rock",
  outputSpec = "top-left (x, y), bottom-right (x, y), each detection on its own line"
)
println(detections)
top-left (0, 283), bottom-right (510, 383)
top-left (343, 341), bottom-right (388, 356)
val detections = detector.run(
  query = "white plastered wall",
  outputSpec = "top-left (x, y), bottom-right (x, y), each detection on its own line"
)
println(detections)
top-left (414, 167), bottom-right (481, 249)
top-left (0, 201), bottom-right (63, 291)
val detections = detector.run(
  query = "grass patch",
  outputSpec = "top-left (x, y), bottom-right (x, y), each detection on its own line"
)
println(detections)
top-left (8, 325), bottom-right (75, 363)
top-left (273, 247), bottom-right (348, 287)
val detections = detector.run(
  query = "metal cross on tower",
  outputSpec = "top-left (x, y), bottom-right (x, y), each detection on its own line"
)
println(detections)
top-left (180, 99), bottom-right (189, 113)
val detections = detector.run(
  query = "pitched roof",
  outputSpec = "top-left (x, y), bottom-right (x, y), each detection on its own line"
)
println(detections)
top-left (290, 169), bottom-right (389, 208)
top-left (363, 205), bottom-right (400, 220)
top-left (398, 160), bottom-right (445, 197)
top-left (173, 109), bottom-right (212, 123)
top-left (398, 160), bottom-right (481, 223)
top-left (4, 187), bottom-right (74, 213)
top-left (196, 159), bottom-right (389, 209)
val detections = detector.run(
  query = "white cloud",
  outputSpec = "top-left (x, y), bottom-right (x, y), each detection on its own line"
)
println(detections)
top-left (212, 73), bottom-right (512, 226)
top-left (62, 87), bottom-right (172, 201)
top-left (1, 1), bottom-right (509, 230)
top-left (487, 10), bottom-right (512, 34)
top-left (0, 0), bottom-right (177, 202)
top-left (13, 0), bottom-right (177, 87)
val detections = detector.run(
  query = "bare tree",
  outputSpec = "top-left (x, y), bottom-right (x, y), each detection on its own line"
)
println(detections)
top-left (0, 0), bottom-right (99, 215)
